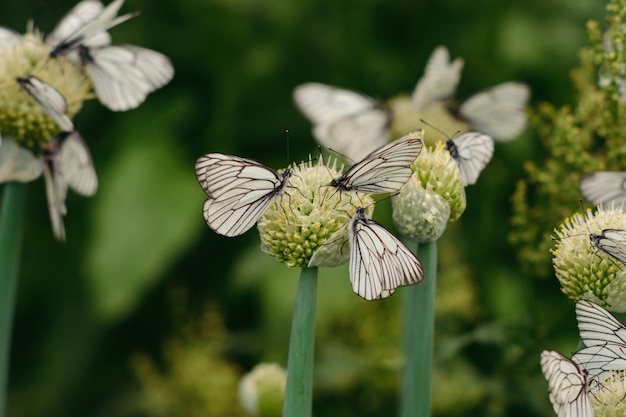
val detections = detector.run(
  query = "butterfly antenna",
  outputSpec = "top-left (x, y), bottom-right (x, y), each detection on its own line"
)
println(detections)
top-left (327, 147), bottom-right (355, 166)
top-left (419, 118), bottom-right (453, 140)
top-left (285, 129), bottom-right (290, 164)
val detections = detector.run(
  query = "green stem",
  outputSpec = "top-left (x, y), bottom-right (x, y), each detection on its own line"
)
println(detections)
top-left (0, 183), bottom-right (26, 417)
top-left (400, 240), bottom-right (437, 417)
top-left (282, 266), bottom-right (318, 417)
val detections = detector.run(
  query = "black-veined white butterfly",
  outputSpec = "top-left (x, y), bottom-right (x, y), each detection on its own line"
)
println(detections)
top-left (540, 350), bottom-right (594, 417)
top-left (41, 131), bottom-right (98, 241)
top-left (445, 132), bottom-right (494, 186)
top-left (411, 46), bottom-right (530, 142)
top-left (572, 299), bottom-right (626, 382)
top-left (293, 82), bottom-right (391, 161)
top-left (580, 171), bottom-right (626, 209)
top-left (194, 153), bottom-right (292, 237)
top-left (17, 76), bottom-right (74, 132)
top-left (47, 0), bottom-right (173, 112)
top-left (588, 229), bottom-right (626, 266)
top-left (47, 0), bottom-right (133, 58)
top-left (329, 132), bottom-right (423, 194)
top-left (349, 207), bottom-right (424, 301)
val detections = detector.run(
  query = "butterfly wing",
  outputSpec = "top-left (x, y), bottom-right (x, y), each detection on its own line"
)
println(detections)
top-left (0, 26), bottom-right (22, 51)
top-left (82, 44), bottom-right (174, 111)
top-left (591, 229), bottom-right (626, 265)
top-left (575, 299), bottom-right (626, 347)
top-left (540, 350), bottom-right (593, 417)
top-left (57, 132), bottom-right (98, 197)
top-left (580, 171), bottom-right (626, 208)
top-left (349, 208), bottom-right (424, 301)
top-left (332, 133), bottom-right (423, 194)
top-left (457, 82), bottom-right (530, 142)
top-left (447, 132), bottom-right (494, 186)
top-left (195, 153), bottom-right (290, 237)
top-left (411, 45), bottom-right (464, 112)
top-left (46, 0), bottom-right (106, 47)
top-left (572, 343), bottom-right (626, 382)
top-left (17, 76), bottom-right (74, 132)
top-left (293, 82), bottom-right (390, 160)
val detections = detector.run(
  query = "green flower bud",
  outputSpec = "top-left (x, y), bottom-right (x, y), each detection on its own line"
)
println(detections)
top-left (590, 370), bottom-right (626, 417)
top-left (238, 363), bottom-right (287, 417)
top-left (552, 206), bottom-right (626, 311)
top-left (0, 32), bottom-right (90, 147)
top-left (257, 156), bottom-right (374, 268)
top-left (392, 140), bottom-right (465, 242)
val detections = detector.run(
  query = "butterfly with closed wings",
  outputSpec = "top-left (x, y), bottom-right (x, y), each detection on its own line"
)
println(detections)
top-left (571, 300), bottom-right (626, 383)
top-left (17, 76), bottom-right (98, 241)
top-left (347, 206), bottom-right (424, 301)
top-left (194, 153), bottom-right (292, 237)
top-left (445, 131), bottom-right (494, 187)
top-left (540, 350), bottom-right (594, 417)
top-left (328, 132), bottom-right (423, 195)
top-left (293, 82), bottom-right (391, 161)
top-left (47, 0), bottom-right (174, 111)
top-left (580, 171), bottom-right (626, 209)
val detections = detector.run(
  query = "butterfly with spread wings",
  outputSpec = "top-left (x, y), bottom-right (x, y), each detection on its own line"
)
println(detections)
top-left (17, 76), bottom-right (97, 241)
top-left (571, 300), bottom-right (626, 382)
top-left (293, 82), bottom-right (392, 162)
top-left (348, 207), bottom-right (424, 301)
top-left (540, 350), bottom-right (594, 417)
top-left (328, 132), bottom-right (423, 194)
top-left (412, 46), bottom-right (530, 142)
top-left (580, 171), bottom-right (626, 209)
top-left (47, 0), bottom-right (173, 111)
top-left (195, 153), bottom-right (292, 237)
top-left (445, 132), bottom-right (494, 186)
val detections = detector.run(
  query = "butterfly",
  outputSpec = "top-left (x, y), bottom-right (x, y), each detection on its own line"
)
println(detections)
top-left (293, 82), bottom-right (392, 161)
top-left (41, 131), bottom-right (98, 241)
top-left (348, 207), bottom-right (424, 301)
top-left (17, 76), bottom-right (97, 241)
top-left (540, 350), bottom-right (593, 417)
top-left (580, 171), bottom-right (626, 209)
top-left (17, 76), bottom-right (74, 132)
top-left (445, 132), bottom-right (494, 186)
top-left (588, 229), bottom-right (626, 266)
top-left (329, 132), bottom-right (423, 194)
top-left (194, 153), bottom-right (292, 237)
top-left (571, 299), bottom-right (626, 382)
top-left (412, 46), bottom-right (530, 142)
top-left (47, 0), bottom-right (173, 111)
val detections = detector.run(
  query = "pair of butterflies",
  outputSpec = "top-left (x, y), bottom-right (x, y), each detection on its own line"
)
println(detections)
top-left (293, 46), bottom-right (528, 185)
top-left (194, 135), bottom-right (424, 301)
top-left (0, 0), bottom-right (174, 112)
top-left (17, 76), bottom-right (98, 241)
top-left (541, 300), bottom-right (626, 417)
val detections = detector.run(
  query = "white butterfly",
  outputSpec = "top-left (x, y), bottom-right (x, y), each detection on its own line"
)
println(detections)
top-left (349, 206), bottom-right (424, 301)
top-left (540, 350), bottom-right (593, 417)
top-left (412, 46), bottom-right (530, 142)
top-left (580, 171), bottom-right (626, 209)
top-left (571, 300), bottom-right (626, 382)
top-left (0, 26), bottom-right (21, 51)
top-left (293, 82), bottom-right (391, 161)
top-left (588, 229), bottom-right (626, 266)
top-left (445, 132), bottom-right (494, 186)
top-left (194, 153), bottom-right (292, 237)
top-left (47, 0), bottom-right (173, 112)
top-left (42, 131), bottom-right (98, 241)
top-left (329, 132), bottom-right (423, 194)
top-left (47, 0), bottom-right (134, 57)
top-left (17, 76), bottom-right (74, 132)
top-left (17, 76), bottom-right (97, 240)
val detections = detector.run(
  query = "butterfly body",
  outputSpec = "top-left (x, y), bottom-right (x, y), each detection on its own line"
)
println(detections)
top-left (444, 132), bottom-right (494, 186)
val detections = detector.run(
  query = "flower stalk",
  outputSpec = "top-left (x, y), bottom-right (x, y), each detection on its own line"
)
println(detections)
top-left (401, 240), bottom-right (437, 417)
top-left (0, 182), bottom-right (26, 417)
top-left (282, 266), bottom-right (318, 417)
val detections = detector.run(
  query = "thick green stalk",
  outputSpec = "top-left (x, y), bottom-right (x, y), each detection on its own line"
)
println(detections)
top-left (0, 183), bottom-right (26, 417)
top-left (400, 240), bottom-right (437, 417)
top-left (282, 266), bottom-right (318, 417)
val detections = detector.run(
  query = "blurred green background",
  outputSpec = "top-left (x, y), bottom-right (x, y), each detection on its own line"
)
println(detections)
top-left (0, 0), bottom-right (607, 416)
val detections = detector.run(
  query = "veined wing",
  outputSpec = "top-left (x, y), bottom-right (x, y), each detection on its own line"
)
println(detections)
top-left (17, 76), bottom-right (74, 132)
top-left (412, 45), bottom-right (464, 112)
top-left (580, 171), bottom-right (626, 208)
top-left (589, 229), bottom-right (626, 266)
top-left (540, 350), bottom-right (593, 417)
top-left (446, 132), bottom-right (494, 186)
top-left (575, 299), bottom-right (626, 347)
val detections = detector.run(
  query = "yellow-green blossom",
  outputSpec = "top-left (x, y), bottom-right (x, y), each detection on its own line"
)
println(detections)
top-left (552, 206), bottom-right (626, 311)
top-left (392, 140), bottom-right (465, 242)
top-left (257, 156), bottom-right (374, 268)
top-left (590, 370), bottom-right (626, 417)
top-left (238, 363), bottom-right (287, 417)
